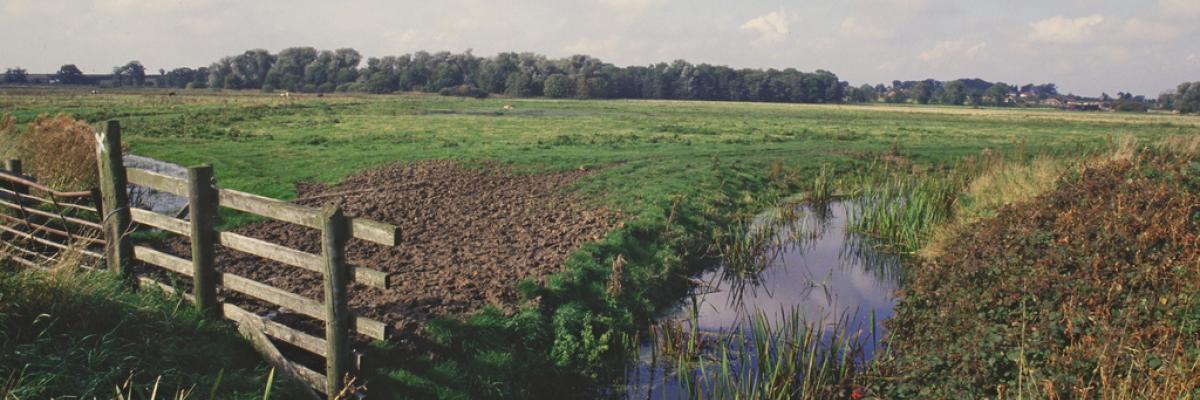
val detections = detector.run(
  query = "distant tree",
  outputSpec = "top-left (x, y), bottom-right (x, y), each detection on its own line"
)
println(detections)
top-left (543, 74), bottom-right (573, 98)
top-left (3, 67), bottom-right (28, 83)
top-left (113, 61), bottom-right (146, 86)
top-left (1177, 82), bottom-right (1200, 114)
top-left (942, 80), bottom-right (966, 105)
top-left (264, 47), bottom-right (318, 91)
top-left (56, 64), bottom-right (84, 84)
top-left (985, 82), bottom-right (1011, 106)
top-left (1158, 92), bottom-right (1176, 110)
top-left (912, 81), bottom-right (933, 104)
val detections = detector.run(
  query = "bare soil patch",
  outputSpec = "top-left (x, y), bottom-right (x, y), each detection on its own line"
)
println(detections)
top-left (157, 161), bottom-right (622, 336)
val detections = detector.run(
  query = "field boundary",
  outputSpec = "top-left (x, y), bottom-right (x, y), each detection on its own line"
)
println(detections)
top-left (1, 121), bottom-right (402, 399)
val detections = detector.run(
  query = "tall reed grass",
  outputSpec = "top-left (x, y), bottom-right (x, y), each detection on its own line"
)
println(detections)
top-left (645, 309), bottom-right (872, 400)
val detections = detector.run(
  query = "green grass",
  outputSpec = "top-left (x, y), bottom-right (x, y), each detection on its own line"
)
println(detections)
top-left (0, 262), bottom-right (298, 399)
top-left (4, 88), bottom-right (1199, 398)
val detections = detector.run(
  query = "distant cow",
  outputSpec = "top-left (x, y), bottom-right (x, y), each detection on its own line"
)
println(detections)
top-left (168, 92), bottom-right (176, 96)
top-left (90, 90), bottom-right (98, 95)
top-left (503, 104), bottom-right (514, 110)
top-left (280, 92), bottom-right (291, 98)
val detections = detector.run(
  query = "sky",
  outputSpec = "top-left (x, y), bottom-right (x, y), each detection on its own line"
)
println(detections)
top-left (1, 0), bottom-right (1197, 96)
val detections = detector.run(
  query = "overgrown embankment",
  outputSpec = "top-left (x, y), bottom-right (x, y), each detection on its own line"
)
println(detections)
top-left (0, 262), bottom-right (295, 398)
top-left (875, 145), bottom-right (1200, 398)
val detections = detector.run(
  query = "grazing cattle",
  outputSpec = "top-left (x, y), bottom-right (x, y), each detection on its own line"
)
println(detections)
top-left (168, 92), bottom-right (176, 96)
top-left (280, 92), bottom-right (291, 98)
top-left (503, 104), bottom-right (514, 110)
top-left (90, 90), bottom-right (98, 95)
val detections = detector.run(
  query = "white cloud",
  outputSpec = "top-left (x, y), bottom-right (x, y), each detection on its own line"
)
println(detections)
top-left (918, 39), bottom-right (986, 62)
top-left (838, 17), bottom-right (891, 39)
top-left (739, 10), bottom-right (793, 45)
top-left (1027, 14), bottom-right (1105, 44)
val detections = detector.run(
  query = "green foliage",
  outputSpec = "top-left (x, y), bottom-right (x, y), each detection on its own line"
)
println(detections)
top-left (0, 266), bottom-right (295, 399)
top-left (1177, 81), bottom-right (1200, 114)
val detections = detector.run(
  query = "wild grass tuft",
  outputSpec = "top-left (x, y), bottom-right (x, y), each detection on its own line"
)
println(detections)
top-left (0, 255), bottom-right (293, 399)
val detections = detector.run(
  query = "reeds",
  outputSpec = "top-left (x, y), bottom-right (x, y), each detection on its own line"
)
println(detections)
top-left (647, 309), bottom-right (871, 399)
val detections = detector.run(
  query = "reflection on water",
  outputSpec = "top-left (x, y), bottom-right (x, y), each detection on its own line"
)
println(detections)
top-left (620, 201), bottom-right (904, 399)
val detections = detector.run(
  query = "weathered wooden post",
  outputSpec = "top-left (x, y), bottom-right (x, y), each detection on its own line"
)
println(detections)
top-left (320, 205), bottom-right (351, 398)
top-left (3, 160), bottom-right (27, 197)
top-left (95, 121), bottom-right (133, 277)
top-left (187, 165), bottom-right (219, 315)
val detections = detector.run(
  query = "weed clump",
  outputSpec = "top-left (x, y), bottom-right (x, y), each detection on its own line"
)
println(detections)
top-left (5, 113), bottom-right (101, 190)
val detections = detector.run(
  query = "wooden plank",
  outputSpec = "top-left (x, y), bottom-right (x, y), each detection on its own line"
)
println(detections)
top-left (130, 207), bottom-right (189, 235)
top-left (320, 206), bottom-right (351, 398)
top-left (223, 303), bottom-right (328, 358)
top-left (133, 245), bottom-right (192, 275)
top-left (188, 165), bottom-right (219, 314)
top-left (223, 302), bottom-right (324, 400)
top-left (96, 120), bottom-right (134, 277)
top-left (125, 167), bottom-right (187, 196)
top-left (219, 188), bottom-right (399, 246)
top-left (217, 231), bottom-right (390, 289)
top-left (221, 273), bottom-right (388, 341)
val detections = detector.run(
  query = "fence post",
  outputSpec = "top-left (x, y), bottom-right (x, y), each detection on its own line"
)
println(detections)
top-left (187, 165), bottom-right (219, 315)
top-left (320, 205), bottom-right (351, 399)
top-left (3, 160), bottom-right (27, 197)
top-left (95, 121), bottom-right (133, 278)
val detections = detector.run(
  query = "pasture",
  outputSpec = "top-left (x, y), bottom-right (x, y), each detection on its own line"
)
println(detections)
top-left (2, 87), bottom-right (1198, 398)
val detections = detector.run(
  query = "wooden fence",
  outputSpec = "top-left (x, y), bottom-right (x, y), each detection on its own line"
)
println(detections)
top-left (0, 121), bottom-right (401, 399)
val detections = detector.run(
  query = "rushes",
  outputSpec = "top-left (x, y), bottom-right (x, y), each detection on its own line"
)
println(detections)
top-left (848, 171), bottom-right (965, 253)
top-left (650, 309), bottom-right (869, 400)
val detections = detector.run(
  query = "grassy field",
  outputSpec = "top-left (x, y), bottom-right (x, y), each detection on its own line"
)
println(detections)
top-left (3, 88), bottom-right (1198, 398)
top-left (3, 88), bottom-right (1196, 214)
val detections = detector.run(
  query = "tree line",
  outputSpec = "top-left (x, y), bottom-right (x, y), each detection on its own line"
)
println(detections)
top-left (5, 47), bottom-right (1197, 113)
top-left (194, 48), bottom-right (847, 103)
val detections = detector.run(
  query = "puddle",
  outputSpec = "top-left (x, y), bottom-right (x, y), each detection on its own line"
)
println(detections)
top-left (617, 200), bottom-right (904, 399)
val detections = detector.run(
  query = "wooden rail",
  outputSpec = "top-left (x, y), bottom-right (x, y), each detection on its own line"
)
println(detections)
top-left (126, 167), bottom-right (400, 246)
top-left (99, 121), bottom-right (402, 398)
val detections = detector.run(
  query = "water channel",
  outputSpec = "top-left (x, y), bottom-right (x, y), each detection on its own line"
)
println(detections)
top-left (620, 200), bottom-right (905, 399)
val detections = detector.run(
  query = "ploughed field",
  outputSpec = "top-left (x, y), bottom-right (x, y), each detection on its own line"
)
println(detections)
top-left (157, 161), bottom-right (621, 336)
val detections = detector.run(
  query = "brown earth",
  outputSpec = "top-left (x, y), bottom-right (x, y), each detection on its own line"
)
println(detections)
top-left (155, 161), bottom-right (622, 337)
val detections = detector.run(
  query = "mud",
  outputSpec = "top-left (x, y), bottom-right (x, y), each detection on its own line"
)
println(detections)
top-left (155, 161), bottom-right (622, 337)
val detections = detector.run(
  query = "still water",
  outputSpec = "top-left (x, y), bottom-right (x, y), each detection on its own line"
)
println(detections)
top-left (620, 201), bottom-right (904, 399)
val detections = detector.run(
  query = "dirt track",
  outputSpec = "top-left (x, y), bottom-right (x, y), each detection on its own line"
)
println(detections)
top-left (159, 161), bottom-right (621, 336)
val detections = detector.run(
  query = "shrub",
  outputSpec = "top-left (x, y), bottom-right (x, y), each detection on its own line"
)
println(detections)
top-left (14, 114), bottom-right (102, 190)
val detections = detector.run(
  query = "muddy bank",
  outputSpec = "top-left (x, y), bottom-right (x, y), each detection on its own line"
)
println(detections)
top-left (157, 161), bottom-right (622, 336)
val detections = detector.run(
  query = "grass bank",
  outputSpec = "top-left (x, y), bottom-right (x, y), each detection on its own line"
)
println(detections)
top-left (864, 139), bottom-right (1200, 398)
top-left (0, 258), bottom-right (297, 399)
